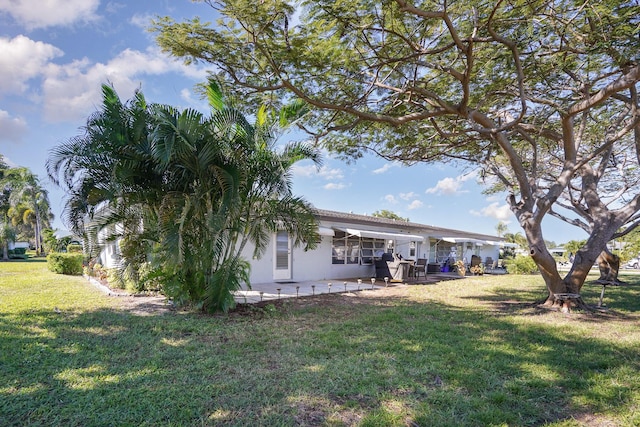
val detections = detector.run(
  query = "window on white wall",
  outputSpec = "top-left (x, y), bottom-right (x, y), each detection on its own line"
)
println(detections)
top-left (333, 233), bottom-right (385, 265)
top-left (346, 236), bottom-right (360, 264)
top-left (360, 238), bottom-right (385, 264)
top-left (332, 230), bottom-right (346, 264)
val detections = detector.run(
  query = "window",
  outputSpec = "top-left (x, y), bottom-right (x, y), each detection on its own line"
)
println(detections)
top-left (360, 238), bottom-right (385, 265)
top-left (346, 236), bottom-right (360, 264)
top-left (332, 230), bottom-right (346, 264)
top-left (333, 232), bottom-right (384, 265)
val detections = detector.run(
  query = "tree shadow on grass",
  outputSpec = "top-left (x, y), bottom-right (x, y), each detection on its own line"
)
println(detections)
top-left (460, 273), bottom-right (640, 322)
top-left (1, 293), bottom-right (639, 426)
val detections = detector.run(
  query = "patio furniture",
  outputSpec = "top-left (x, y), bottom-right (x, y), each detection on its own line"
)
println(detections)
top-left (427, 263), bottom-right (441, 273)
top-left (470, 254), bottom-right (482, 268)
top-left (413, 258), bottom-right (427, 279)
top-left (375, 253), bottom-right (411, 281)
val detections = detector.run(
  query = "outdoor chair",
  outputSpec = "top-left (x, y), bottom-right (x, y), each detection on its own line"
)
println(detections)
top-left (414, 258), bottom-right (427, 279)
top-left (470, 255), bottom-right (482, 268)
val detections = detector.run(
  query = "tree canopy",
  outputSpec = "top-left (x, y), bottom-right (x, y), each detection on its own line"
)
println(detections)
top-left (372, 209), bottom-right (409, 222)
top-left (154, 0), bottom-right (640, 310)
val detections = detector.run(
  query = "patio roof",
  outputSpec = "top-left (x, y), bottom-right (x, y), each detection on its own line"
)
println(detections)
top-left (339, 227), bottom-right (425, 241)
top-left (441, 237), bottom-right (488, 245)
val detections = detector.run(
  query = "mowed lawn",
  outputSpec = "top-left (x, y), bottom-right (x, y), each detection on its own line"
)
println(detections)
top-left (1, 260), bottom-right (640, 426)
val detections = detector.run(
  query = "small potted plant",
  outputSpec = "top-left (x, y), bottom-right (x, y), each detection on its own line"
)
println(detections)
top-left (455, 260), bottom-right (466, 276)
top-left (469, 264), bottom-right (485, 275)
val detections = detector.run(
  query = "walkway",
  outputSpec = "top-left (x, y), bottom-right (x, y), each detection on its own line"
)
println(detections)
top-left (233, 273), bottom-right (464, 304)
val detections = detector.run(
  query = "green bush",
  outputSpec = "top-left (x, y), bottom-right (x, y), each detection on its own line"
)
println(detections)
top-left (47, 253), bottom-right (84, 275)
top-left (8, 248), bottom-right (27, 259)
top-left (66, 243), bottom-right (83, 253)
top-left (504, 255), bottom-right (539, 275)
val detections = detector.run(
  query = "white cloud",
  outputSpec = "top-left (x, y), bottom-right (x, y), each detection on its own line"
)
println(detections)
top-left (292, 164), bottom-right (344, 181)
top-left (130, 13), bottom-right (153, 29)
top-left (318, 166), bottom-right (344, 181)
top-left (0, 35), bottom-right (63, 95)
top-left (384, 194), bottom-right (397, 204)
top-left (41, 47), bottom-right (206, 122)
top-left (425, 177), bottom-right (464, 195)
top-left (470, 202), bottom-right (513, 221)
top-left (0, 0), bottom-right (100, 29)
top-left (372, 161), bottom-right (399, 174)
top-left (105, 2), bottom-right (126, 15)
top-left (399, 192), bottom-right (417, 201)
top-left (291, 164), bottom-right (318, 177)
top-left (425, 171), bottom-right (477, 195)
top-left (180, 88), bottom-right (199, 105)
top-left (0, 110), bottom-right (28, 143)
top-left (324, 182), bottom-right (345, 190)
top-left (407, 200), bottom-right (423, 210)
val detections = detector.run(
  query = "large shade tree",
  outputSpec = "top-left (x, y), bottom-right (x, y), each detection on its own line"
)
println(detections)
top-left (154, 0), bottom-right (640, 310)
top-left (48, 83), bottom-right (321, 312)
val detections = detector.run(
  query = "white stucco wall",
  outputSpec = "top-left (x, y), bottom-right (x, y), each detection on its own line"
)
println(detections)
top-left (245, 235), bottom-right (377, 285)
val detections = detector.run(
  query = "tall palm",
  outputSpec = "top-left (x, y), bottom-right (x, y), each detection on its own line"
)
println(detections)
top-left (150, 81), bottom-right (322, 312)
top-left (0, 158), bottom-right (11, 260)
top-left (48, 84), bottom-right (161, 262)
top-left (49, 81), bottom-right (321, 312)
top-left (4, 168), bottom-right (52, 256)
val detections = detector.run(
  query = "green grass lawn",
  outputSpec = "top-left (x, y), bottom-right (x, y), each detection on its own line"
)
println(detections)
top-left (1, 260), bottom-right (640, 426)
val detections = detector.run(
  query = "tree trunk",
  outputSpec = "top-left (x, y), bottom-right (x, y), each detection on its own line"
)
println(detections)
top-left (522, 219), bottom-right (593, 312)
top-left (34, 200), bottom-right (43, 256)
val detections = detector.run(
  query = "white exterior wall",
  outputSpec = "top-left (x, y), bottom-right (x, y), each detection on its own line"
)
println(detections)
top-left (97, 227), bottom-right (120, 269)
top-left (8, 241), bottom-right (29, 250)
top-left (478, 246), bottom-right (500, 266)
top-left (92, 209), bottom-right (505, 283)
top-left (245, 234), bottom-right (377, 285)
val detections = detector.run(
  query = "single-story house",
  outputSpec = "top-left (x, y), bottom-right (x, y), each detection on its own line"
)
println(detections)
top-left (8, 241), bottom-right (30, 250)
top-left (99, 208), bottom-right (509, 284)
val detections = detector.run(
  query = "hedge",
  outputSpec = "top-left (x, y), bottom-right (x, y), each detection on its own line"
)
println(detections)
top-left (47, 253), bottom-right (84, 275)
top-left (67, 243), bottom-right (83, 253)
top-left (503, 255), bottom-right (540, 275)
top-left (8, 248), bottom-right (27, 259)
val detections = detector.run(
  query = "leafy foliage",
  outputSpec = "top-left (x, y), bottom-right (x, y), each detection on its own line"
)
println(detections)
top-left (152, 0), bottom-right (640, 304)
top-left (504, 255), bottom-right (540, 275)
top-left (48, 82), bottom-right (321, 312)
top-left (46, 253), bottom-right (84, 275)
top-left (372, 209), bottom-right (409, 222)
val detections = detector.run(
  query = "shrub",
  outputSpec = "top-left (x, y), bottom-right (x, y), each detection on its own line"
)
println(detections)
top-left (504, 255), bottom-right (539, 275)
top-left (47, 253), bottom-right (84, 275)
top-left (67, 243), bottom-right (83, 253)
top-left (8, 248), bottom-right (27, 259)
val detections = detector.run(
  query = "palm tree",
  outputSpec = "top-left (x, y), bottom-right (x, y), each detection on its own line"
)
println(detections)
top-left (0, 222), bottom-right (16, 260)
top-left (495, 221), bottom-right (508, 238)
top-left (149, 81), bottom-right (322, 312)
top-left (4, 168), bottom-right (52, 256)
top-left (48, 84), bottom-right (161, 263)
top-left (48, 81), bottom-right (321, 312)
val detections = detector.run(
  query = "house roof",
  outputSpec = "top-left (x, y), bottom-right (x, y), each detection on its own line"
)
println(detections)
top-left (314, 208), bottom-right (504, 242)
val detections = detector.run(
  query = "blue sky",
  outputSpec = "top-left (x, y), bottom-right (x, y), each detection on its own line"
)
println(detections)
top-left (0, 0), bottom-right (588, 244)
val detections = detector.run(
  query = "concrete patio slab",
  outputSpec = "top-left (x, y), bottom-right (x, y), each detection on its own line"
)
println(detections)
top-left (233, 273), bottom-right (466, 304)
top-left (233, 278), bottom-right (389, 304)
